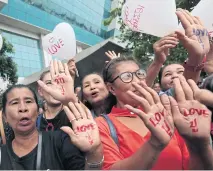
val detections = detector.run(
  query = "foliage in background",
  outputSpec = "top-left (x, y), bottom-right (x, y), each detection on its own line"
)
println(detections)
top-left (104, 0), bottom-right (201, 67)
top-left (0, 36), bottom-right (18, 108)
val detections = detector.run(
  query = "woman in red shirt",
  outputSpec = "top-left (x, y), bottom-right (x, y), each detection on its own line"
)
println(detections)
top-left (96, 56), bottom-right (213, 170)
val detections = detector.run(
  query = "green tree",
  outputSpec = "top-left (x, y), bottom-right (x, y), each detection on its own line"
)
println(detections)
top-left (104, 0), bottom-right (201, 66)
top-left (0, 37), bottom-right (18, 85)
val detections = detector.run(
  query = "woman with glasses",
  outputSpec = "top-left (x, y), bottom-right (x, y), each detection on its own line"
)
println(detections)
top-left (95, 57), bottom-right (213, 170)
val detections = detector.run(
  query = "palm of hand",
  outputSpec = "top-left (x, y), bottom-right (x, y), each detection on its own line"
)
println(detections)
top-left (185, 24), bottom-right (210, 56)
top-left (145, 103), bottom-right (174, 146)
top-left (71, 120), bottom-right (101, 152)
top-left (175, 100), bottom-right (211, 140)
top-left (51, 73), bottom-right (75, 102)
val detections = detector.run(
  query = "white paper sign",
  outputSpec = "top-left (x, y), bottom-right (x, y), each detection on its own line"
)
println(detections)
top-left (42, 22), bottom-right (76, 59)
top-left (121, 0), bottom-right (178, 37)
top-left (191, 0), bottom-right (213, 37)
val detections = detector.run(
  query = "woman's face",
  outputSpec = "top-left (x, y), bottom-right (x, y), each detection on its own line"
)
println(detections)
top-left (108, 61), bottom-right (146, 107)
top-left (4, 87), bottom-right (38, 135)
top-left (161, 64), bottom-right (184, 91)
top-left (82, 74), bottom-right (109, 106)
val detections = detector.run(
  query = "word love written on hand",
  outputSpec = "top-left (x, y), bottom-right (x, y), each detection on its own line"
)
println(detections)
top-left (184, 108), bottom-right (209, 133)
top-left (48, 37), bottom-right (64, 55)
top-left (77, 124), bottom-right (95, 145)
top-left (193, 28), bottom-right (208, 50)
top-left (149, 111), bottom-right (172, 137)
top-left (55, 76), bottom-right (65, 95)
top-left (124, 4), bottom-right (144, 31)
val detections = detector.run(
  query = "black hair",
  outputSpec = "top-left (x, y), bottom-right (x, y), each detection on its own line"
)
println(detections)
top-left (39, 70), bottom-right (50, 81)
top-left (2, 84), bottom-right (39, 115)
top-left (158, 63), bottom-right (183, 86)
top-left (103, 57), bottom-right (137, 83)
top-left (81, 72), bottom-right (116, 115)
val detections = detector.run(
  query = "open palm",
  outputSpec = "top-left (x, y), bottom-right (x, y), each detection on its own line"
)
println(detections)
top-left (176, 9), bottom-right (210, 57)
top-left (38, 60), bottom-right (77, 104)
top-left (172, 76), bottom-right (211, 142)
top-left (61, 102), bottom-right (101, 152)
top-left (125, 82), bottom-right (174, 148)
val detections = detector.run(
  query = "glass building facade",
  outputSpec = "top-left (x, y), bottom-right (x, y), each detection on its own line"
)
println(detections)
top-left (0, 0), bottom-right (113, 77)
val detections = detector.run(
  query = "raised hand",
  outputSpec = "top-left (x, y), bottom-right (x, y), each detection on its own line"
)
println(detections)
top-left (37, 60), bottom-right (77, 104)
top-left (176, 9), bottom-right (210, 63)
top-left (61, 102), bottom-right (101, 152)
top-left (172, 76), bottom-right (211, 143)
top-left (125, 82), bottom-right (174, 149)
top-left (105, 50), bottom-right (120, 63)
top-left (153, 33), bottom-right (179, 64)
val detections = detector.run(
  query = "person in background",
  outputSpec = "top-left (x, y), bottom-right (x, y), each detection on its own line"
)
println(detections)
top-left (82, 73), bottom-right (116, 117)
top-left (152, 82), bottom-right (161, 94)
top-left (75, 86), bottom-right (82, 101)
top-left (80, 50), bottom-right (120, 117)
top-left (0, 84), bottom-right (103, 170)
top-left (67, 59), bottom-right (78, 80)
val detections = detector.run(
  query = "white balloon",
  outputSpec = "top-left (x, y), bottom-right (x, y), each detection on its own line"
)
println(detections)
top-left (121, 0), bottom-right (178, 37)
top-left (42, 22), bottom-right (76, 60)
top-left (0, 35), bottom-right (3, 51)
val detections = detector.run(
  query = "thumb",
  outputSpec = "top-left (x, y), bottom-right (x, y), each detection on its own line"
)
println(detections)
top-left (175, 30), bottom-right (189, 42)
top-left (187, 79), bottom-right (199, 94)
top-left (61, 126), bottom-right (76, 139)
top-left (37, 80), bottom-right (51, 94)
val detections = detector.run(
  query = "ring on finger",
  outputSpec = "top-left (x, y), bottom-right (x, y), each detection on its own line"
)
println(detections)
top-left (59, 70), bottom-right (65, 73)
top-left (70, 118), bottom-right (77, 122)
top-left (76, 116), bottom-right (83, 120)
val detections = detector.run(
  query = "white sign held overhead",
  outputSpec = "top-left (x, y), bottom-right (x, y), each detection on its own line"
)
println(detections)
top-left (42, 22), bottom-right (76, 60)
top-left (121, 0), bottom-right (178, 37)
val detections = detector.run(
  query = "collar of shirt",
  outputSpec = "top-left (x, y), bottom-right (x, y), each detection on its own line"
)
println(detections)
top-left (110, 106), bottom-right (142, 118)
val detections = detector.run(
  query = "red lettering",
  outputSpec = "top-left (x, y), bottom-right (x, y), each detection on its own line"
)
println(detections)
top-left (155, 113), bottom-right (161, 122)
top-left (61, 85), bottom-right (65, 95)
top-left (190, 118), bottom-right (197, 128)
top-left (59, 39), bottom-right (64, 46)
top-left (184, 110), bottom-right (189, 116)
top-left (55, 78), bottom-right (59, 84)
top-left (203, 110), bottom-right (209, 117)
top-left (77, 124), bottom-right (95, 132)
top-left (192, 128), bottom-right (198, 132)
top-left (195, 108), bottom-right (202, 115)
top-left (80, 125), bottom-right (86, 132)
top-left (189, 108), bottom-right (196, 115)
top-left (162, 120), bottom-right (172, 137)
top-left (149, 118), bottom-right (158, 127)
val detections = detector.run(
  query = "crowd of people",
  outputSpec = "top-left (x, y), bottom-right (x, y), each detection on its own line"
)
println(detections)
top-left (1, 8), bottom-right (213, 170)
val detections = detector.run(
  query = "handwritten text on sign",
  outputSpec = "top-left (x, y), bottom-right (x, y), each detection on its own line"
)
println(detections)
top-left (149, 111), bottom-right (172, 137)
top-left (48, 37), bottom-right (64, 55)
top-left (124, 5), bottom-right (145, 31)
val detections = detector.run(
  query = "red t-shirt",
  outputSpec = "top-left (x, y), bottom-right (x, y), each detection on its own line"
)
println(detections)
top-left (96, 106), bottom-right (189, 170)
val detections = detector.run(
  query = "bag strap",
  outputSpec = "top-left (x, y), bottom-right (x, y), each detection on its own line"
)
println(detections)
top-left (36, 132), bottom-right (42, 170)
top-left (101, 114), bottom-right (119, 146)
top-left (36, 114), bottom-right (43, 131)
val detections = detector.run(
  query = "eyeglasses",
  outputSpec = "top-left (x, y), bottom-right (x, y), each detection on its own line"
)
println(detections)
top-left (110, 69), bottom-right (146, 83)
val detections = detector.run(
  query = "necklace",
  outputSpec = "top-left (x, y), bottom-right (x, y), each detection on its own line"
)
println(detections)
top-left (43, 107), bottom-right (63, 131)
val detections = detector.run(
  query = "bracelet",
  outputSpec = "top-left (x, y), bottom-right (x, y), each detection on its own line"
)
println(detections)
top-left (85, 155), bottom-right (104, 169)
top-left (183, 55), bottom-right (206, 72)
